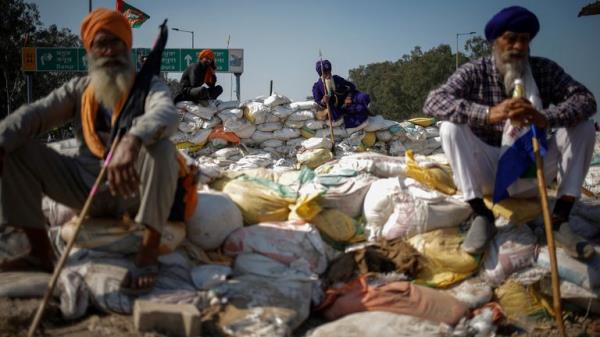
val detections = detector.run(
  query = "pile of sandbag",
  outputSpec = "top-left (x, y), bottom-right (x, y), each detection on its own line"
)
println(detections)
top-left (171, 93), bottom-right (443, 176)
top-left (16, 115), bottom-right (600, 336)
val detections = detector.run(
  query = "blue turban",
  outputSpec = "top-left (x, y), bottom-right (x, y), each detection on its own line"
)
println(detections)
top-left (316, 60), bottom-right (332, 76)
top-left (484, 6), bottom-right (540, 42)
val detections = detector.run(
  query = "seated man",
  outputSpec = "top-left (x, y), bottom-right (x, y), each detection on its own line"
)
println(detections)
top-left (174, 49), bottom-right (223, 103)
top-left (423, 6), bottom-right (596, 257)
top-left (313, 60), bottom-right (371, 128)
top-left (0, 9), bottom-right (180, 294)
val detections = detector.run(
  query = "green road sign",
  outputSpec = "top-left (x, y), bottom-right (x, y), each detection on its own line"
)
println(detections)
top-left (160, 49), bottom-right (181, 72)
top-left (36, 48), bottom-right (85, 72)
top-left (77, 49), bottom-right (88, 70)
top-left (23, 47), bottom-right (243, 73)
top-left (180, 49), bottom-right (228, 72)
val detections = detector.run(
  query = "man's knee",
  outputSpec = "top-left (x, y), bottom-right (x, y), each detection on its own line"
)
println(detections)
top-left (209, 85), bottom-right (223, 99)
top-left (439, 122), bottom-right (467, 144)
top-left (573, 120), bottom-right (596, 146)
top-left (354, 92), bottom-right (370, 105)
top-left (556, 120), bottom-right (596, 150)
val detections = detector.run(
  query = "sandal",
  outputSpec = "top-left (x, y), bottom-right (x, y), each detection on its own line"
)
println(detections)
top-left (120, 264), bottom-right (159, 296)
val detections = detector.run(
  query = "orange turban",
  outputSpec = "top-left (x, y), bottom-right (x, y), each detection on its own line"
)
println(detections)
top-left (81, 8), bottom-right (132, 51)
top-left (198, 49), bottom-right (215, 61)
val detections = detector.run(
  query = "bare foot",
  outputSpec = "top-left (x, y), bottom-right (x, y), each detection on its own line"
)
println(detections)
top-left (120, 225), bottom-right (161, 295)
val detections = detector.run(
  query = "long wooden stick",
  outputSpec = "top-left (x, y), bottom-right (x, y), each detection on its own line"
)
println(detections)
top-left (532, 136), bottom-right (567, 337)
top-left (28, 136), bottom-right (121, 337)
top-left (324, 100), bottom-right (336, 155)
top-left (318, 51), bottom-right (336, 155)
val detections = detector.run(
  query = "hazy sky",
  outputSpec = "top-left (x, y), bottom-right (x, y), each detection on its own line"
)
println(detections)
top-left (31, 0), bottom-right (600, 114)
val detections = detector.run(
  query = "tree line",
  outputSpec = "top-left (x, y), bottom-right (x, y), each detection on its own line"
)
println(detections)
top-left (349, 36), bottom-right (490, 122)
top-left (1, 0), bottom-right (84, 140)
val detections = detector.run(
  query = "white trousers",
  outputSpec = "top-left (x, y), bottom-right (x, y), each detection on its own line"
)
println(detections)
top-left (439, 121), bottom-right (595, 201)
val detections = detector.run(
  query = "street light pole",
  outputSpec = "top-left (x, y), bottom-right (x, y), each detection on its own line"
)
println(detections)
top-left (172, 27), bottom-right (195, 49)
top-left (456, 31), bottom-right (476, 70)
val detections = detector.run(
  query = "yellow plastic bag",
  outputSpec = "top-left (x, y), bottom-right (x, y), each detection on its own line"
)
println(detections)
top-left (301, 127), bottom-right (316, 139)
top-left (361, 132), bottom-right (377, 147)
top-left (408, 228), bottom-right (479, 288)
top-left (222, 176), bottom-right (297, 225)
top-left (297, 148), bottom-right (334, 169)
top-left (288, 193), bottom-right (323, 221)
top-left (175, 141), bottom-right (205, 152)
top-left (495, 280), bottom-right (549, 321)
top-left (484, 196), bottom-right (541, 224)
top-left (408, 117), bottom-right (436, 127)
top-left (405, 150), bottom-right (457, 195)
top-left (310, 209), bottom-right (358, 243)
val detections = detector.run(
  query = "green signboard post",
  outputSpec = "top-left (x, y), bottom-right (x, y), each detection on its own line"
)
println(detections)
top-left (22, 47), bottom-right (244, 102)
top-left (36, 48), bottom-right (87, 72)
top-left (180, 49), bottom-right (229, 71)
top-left (23, 47), bottom-right (241, 73)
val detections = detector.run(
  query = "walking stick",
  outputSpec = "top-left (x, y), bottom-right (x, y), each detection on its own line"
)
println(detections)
top-left (318, 50), bottom-right (336, 155)
top-left (532, 129), bottom-right (567, 337)
top-left (28, 135), bottom-right (121, 337)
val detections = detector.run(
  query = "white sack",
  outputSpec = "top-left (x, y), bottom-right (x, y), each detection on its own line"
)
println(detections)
top-left (186, 191), bottom-right (243, 250)
top-left (290, 100), bottom-right (318, 111)
top-left (263, 93), bottom-right (291, 107)
top-left (287, 110), bottom-right (315, 122)
top-left (273, 128), bottom-right (301, 140)
top-left (257, 122), bottom-right (283, 132)
top-left (301, 137), bottom-right (333, 150)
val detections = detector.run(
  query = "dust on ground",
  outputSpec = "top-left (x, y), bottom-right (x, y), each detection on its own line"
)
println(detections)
top-left (3, 297), bottom-right (600, 337)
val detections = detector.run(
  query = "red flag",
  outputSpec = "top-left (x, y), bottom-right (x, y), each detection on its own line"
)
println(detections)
top-left (116, 0), bottom-right (150, 28)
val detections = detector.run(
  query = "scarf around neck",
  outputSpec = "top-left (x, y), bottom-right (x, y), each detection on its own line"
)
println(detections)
top-left (81, 82), bottom-right (131, 158)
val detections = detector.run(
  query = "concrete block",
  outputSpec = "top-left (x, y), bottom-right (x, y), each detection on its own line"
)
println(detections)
top-left (134, 300), bottom-right (202, 337)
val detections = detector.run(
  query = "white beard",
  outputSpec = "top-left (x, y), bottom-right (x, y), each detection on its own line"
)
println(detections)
top-left (493, 46), bottom-right (530, 96)
top-left (87, 53), bottom-right (134, 108)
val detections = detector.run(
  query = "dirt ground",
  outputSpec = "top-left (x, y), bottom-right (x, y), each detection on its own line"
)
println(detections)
top-left (2, 297), bottom-right (600, 337)
top-left (0, 298), bottom-right (144, 337)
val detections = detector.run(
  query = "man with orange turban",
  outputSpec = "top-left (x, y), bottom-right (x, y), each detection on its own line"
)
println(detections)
top-left (0, 8), bottom-right (179, 294)
top-left (174, 48), bottom-right (223, 103)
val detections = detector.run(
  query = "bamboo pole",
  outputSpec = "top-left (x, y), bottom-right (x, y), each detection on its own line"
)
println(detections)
top-left (28, 136), bottom-right (121, 337)
top-left (533, 135), bottom-right (567, 337)
top-left (324, 99), bottom-right (336, 155)
top-left (318, 51), bottom-right (336, 155)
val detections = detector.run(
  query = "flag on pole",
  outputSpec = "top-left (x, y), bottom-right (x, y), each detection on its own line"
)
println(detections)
top-left (492, 123), bottom-right (546, 203)
top-left (116, 0), bottom-right (150, 28)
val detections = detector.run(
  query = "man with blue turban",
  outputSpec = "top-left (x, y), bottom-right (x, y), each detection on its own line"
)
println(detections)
top-left (312, 60), bottom-right (371, 128)
top-left (424, 6), bottom-right (596, 257)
